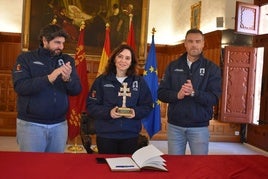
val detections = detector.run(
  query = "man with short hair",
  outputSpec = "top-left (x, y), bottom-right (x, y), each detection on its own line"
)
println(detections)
top-left (158, 29), bottom-right (222, 155)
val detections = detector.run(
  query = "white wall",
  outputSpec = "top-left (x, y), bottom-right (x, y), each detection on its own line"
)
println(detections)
top-left (150, 0), bottom-right (253, 44)
top-left (0, 0), bottom-right (23, 33)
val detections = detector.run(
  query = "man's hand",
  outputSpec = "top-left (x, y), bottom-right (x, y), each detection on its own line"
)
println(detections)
top-left (47, 61), bottom-right (72, 83)
top-left (48, 68), bottom-right (62, 84)
top-left (61, 62), bottom-right (72, 82)
top-left (177, 80), bottom-right (194, 99)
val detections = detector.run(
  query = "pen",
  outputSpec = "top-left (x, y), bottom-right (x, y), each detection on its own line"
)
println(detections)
top-left (115, 165), bottom-right (135, 168)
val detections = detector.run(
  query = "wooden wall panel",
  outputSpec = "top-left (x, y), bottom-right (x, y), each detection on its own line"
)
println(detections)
top-left (0, 73), bottom-right (16, 112)
top-left (0, 33), bottom-right (21, 135)
top-left (0, 32), bottom-right (21, 70)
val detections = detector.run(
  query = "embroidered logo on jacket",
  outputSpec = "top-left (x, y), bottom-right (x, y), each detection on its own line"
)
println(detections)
top-left (33, 61), bottom-right (44, 65)
top-left (14, 64), bottom-right (22, 73)
top-left (132, 81), bottom-right (138, 91)
top-left (200, 68), bottom-right (205, 76)
top-left (58, 59), bottom-right (64, 66)
top-left (88, 90), bottom-right (97, 100)
top-left (174, 68), bottom-right (184, 72)
top-left (104, 84), bottom-right (115, 88)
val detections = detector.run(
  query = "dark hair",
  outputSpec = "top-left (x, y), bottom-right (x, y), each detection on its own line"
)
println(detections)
top-left (104, 44), bottom-right (137, 76)
top-left (185, 29), bottom-right (204, 39)
top-left (39, 24), bottom-right (69, 47)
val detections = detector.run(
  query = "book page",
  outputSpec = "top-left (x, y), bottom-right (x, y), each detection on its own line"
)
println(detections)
top-left (131, 145), bottom-right (165, 168)
top-left (105, 157), bottom-right (140, 171)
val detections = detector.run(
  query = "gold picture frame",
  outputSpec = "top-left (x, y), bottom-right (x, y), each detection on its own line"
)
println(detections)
top-left (21, 0), bottom-right (149, 61)
top-left (190, 1), bottom-right (201, 29)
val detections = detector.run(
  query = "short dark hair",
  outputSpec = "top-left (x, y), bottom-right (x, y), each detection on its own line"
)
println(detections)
top-left (39, 24), bottom-right (69, 47)
top-left (185, 29), bottom-right (204, 39)
top-left (104, 44), bottom-right (137, 76)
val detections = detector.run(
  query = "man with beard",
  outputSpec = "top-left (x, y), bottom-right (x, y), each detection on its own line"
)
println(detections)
top-left (12, 24), bottom-right (82, 153)
top-left (158, 29), bottom-right (222, 155)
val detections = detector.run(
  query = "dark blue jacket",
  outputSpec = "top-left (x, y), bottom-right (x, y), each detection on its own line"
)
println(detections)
top-left (87, 73), bottom-right (153, 139)
top-left (158, 53), bottom-right (222, 127)
top-left (12, 47), bottom-right (82, 124)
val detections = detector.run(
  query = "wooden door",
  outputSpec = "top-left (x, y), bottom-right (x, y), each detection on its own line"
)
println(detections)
top-left (220, 46), bottom-right (257, 123)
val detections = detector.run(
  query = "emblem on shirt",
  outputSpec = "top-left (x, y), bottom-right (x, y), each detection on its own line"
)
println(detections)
top-left (16, 64), bottom-right (21, 71)
top-left (91, 90), bottom-right (96, 98)
top-left (200, 68), bottom-right (205, 76)
top-left (58, 59), bottom-right (64, 67)
top-left (132, 81), bottom-right (138, 91)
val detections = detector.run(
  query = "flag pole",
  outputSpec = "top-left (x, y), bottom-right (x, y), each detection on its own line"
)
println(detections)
top-left (67, 21), bottom-right (87, 153)
top-left (67, 136), bottom-right (84, 153)
top-left (142, 27), bottom-right (161, 138)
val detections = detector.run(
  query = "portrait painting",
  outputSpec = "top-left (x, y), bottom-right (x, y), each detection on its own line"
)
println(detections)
top-left (22, 0), bottom-right (149, 57)
top-left (190, 1), bottom-right (201, 29)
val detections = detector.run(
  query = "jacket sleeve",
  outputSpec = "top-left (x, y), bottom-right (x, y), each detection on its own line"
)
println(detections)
top-left (86, 76), bottom-right (112, 120)
top-left (157, 62), bottom-right (179, 103)
top-left (12, 53), bottom-right (51, 96)
top-left (132, 77), bottom-right (153, 120)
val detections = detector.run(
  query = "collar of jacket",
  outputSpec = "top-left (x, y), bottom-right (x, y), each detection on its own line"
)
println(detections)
top-left (180, 52), bottom-right (204, 69)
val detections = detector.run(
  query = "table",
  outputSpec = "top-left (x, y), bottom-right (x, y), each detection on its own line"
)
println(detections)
top-left (1, 152), bottom-right (268, 178)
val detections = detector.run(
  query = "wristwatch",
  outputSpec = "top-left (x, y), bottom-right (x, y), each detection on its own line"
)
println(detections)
top-left (190, 90), bottom-right (195, 97)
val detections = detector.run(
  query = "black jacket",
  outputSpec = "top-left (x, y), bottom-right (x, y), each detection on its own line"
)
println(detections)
top-left (87, 73), bottom-right (153, 139)
top-left (12, 47), bottom-right (82, 124)
top-left (158, 53), bottom-right (222, 127)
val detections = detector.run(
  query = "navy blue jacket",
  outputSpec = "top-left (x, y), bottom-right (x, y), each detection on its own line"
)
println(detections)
top-left (12, 47), bottom-right (82, 124)
top-left (87, 73), bottom-right (153, 139)
top-left (158, 53), bottom-right (222, 127)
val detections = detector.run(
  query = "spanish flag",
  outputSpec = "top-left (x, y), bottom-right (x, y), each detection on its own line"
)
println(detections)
top-left (97, 23), bottom-right (110, 77)
top-left (67, 22), bottom-right (89, 140)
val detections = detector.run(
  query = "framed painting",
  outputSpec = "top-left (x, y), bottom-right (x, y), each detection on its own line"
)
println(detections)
top-left (235, 1), bottom-right (259, 35)
top-left (22, 0), bottom-right (149, 60)
top-left (190, 1), bottom-right (201, 29)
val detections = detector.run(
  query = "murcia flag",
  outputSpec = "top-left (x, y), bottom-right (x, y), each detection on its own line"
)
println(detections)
top-left (67, 22), bottom-right (89, 140)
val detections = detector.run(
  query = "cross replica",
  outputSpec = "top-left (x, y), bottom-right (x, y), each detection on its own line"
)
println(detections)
top-left (117, 82), bottom-right (132, 116)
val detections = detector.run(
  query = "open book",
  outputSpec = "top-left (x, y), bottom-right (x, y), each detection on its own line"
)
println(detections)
top-left (105, 144), bottom-right (167, 171)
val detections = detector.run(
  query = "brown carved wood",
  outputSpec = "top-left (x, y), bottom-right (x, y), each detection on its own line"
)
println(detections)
top-left (0, 32), bottom-right (21, 135)
top-left (221, 46), bottom-right (256, 123)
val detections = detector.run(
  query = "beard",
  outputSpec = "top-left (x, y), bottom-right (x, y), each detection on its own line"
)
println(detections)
top-left (50, 49), bottom-right (62, 56)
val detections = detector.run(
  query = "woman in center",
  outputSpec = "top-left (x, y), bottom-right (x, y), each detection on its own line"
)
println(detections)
top-left (87, 44), bottom-right (153, 154)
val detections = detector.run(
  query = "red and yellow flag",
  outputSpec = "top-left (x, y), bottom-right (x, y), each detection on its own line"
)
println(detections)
top-left (97, 23), bottom-right (110, 77)
top-left (126, 16), bottom-right (135, 51)
top-left (67, 22), bottom-right (89, 140)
